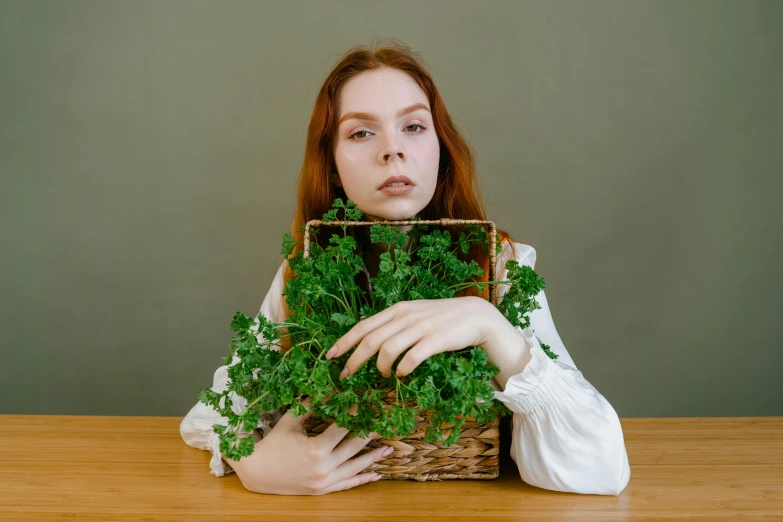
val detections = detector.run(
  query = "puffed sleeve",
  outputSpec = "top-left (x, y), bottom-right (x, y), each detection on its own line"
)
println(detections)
top-left (491, 242), bottom-right (631, 495)
top-left (179, 260), bottom-right (287, 477)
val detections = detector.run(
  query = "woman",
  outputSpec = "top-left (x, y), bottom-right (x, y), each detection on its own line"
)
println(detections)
top-left (180, 40), bottom-right (631, 496)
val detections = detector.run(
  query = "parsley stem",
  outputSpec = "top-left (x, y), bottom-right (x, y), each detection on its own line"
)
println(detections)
top-left (323, 292), bottom-right (351, 314)
top-left (449, 280), bottom-right (505, 293)
top-left (398, 243), bottom-right (423, 295)
top-left (395, 373), bottom-right (422, 395)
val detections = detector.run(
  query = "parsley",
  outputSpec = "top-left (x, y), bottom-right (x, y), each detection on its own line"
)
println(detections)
top-left (200, 198), bottom-right (558, 462)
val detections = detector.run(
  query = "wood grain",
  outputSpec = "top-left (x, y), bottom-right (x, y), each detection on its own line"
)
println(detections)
top-left (1, 415), bottom-right (781, 521)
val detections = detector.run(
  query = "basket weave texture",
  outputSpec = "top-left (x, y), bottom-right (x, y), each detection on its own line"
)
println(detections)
top-left (300, 218), bottom-right (502, 481)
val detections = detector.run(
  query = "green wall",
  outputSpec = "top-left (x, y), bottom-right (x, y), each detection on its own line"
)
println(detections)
top-left (1, 0), bottom-right (780, 417)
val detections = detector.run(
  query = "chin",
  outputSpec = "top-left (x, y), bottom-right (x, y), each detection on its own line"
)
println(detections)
top-left (368, 201), bottom-right (424, 222)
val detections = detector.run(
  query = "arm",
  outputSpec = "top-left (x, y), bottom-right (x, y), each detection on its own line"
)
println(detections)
top-left (486, 242), bottom-right (631, 495)
top-left (179, 260), bottom-right (287, 476)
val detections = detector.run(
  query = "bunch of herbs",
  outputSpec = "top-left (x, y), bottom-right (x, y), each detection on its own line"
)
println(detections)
top-left (199, 198), bottom-right (558, 462)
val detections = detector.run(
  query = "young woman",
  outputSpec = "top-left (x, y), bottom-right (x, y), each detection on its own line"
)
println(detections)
top-left (180, 40), bottom-right (631, 496)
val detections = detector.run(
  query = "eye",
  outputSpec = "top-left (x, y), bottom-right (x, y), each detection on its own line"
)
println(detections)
top-left (347, 124), bottom-right (426, 141)
top-left (348, 130), bottom-right (371, 140)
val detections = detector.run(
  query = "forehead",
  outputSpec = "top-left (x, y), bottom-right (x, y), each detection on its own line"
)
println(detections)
top-left (337, 68), bottom-right (429, 115)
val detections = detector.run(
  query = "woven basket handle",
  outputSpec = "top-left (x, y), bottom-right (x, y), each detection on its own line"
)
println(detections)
top-left (302, 218), bottom-right (498, 305)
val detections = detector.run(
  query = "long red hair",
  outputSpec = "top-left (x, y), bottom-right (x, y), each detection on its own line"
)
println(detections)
top-left (277, 39), bottom-right (517, 347)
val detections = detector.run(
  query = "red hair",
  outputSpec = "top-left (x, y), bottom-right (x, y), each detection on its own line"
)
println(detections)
top-left (277, 39), bottom-right (517, 348)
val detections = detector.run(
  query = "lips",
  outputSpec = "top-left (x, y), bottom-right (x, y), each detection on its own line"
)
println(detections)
top-left (379, 175), bottom-right (415, 189)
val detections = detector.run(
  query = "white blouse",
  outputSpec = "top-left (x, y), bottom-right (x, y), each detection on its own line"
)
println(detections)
top-left (180, 242), bottom-right (631, 496)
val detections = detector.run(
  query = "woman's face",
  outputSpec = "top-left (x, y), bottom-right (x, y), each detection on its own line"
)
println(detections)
top-left (332, 67), bottom-right (440, 223)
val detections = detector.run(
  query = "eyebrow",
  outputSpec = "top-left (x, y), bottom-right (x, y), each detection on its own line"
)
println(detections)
top-left (338, 103), bottom-right (431, 126)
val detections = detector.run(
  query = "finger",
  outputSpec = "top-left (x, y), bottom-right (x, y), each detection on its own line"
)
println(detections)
top-left (329, 429), bottom-right (381, 464)
top-left (375, 322), bottom-right (429, 378)
top-left (275, 396), bottom-right (323, 432)
top-left (328, 444), bottom-right (392, 485)
top-left (319, 471), bottom-right (382, 494)
top-left (341, 318), bottom-right (412, 379)
top-left (313, 402), bottom-right (359, 451)
top-left (394, 337), bottom-right (445, 377)
top-left (326, 306), bottom-right (397, 361)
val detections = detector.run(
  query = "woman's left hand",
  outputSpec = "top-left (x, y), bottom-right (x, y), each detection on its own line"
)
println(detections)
top-left (325, 296), bottom-right (501, 379)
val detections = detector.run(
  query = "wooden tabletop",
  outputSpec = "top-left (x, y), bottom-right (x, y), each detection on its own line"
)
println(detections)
top-left (1, 415), bottom-right (781, 521)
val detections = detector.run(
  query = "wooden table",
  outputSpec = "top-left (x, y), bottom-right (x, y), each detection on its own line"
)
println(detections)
top-left (1, 415), bottom-right (781, 521)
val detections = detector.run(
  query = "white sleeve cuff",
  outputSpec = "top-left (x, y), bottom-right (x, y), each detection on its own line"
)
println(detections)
top-left (492, 327), bottom-right (559, 416)
top-left (207, 422), bottom-right (235, 477)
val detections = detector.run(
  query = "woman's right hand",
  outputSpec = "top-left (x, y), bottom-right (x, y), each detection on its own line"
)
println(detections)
top-left (224, 398), bottom-right (393, 495)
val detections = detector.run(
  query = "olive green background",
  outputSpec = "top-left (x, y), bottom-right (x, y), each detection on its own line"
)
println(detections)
top-left (1, 0), bottom-right (780, 418)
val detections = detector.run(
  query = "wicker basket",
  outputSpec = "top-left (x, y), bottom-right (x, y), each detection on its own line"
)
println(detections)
top-left (300, 218), bottom-right (501, 481)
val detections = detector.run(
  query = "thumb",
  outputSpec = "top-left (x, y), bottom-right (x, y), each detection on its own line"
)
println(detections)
top-left (276, 397), bottom-right (319, 432)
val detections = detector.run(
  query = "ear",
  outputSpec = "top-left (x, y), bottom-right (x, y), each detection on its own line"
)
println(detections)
top-left (331, 171), bottom-right (343, 188)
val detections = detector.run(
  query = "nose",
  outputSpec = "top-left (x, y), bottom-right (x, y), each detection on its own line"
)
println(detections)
top-left (378, 134), bottom-right (405, 164)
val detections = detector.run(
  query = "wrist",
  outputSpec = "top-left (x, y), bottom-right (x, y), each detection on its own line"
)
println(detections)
top-left (481, 309), bottom-right (533, 391)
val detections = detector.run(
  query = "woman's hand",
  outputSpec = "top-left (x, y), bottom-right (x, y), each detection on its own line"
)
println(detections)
top-left (326, 297), bottom-right (498, 378)
top-left (225, 398), bottom-right (394, 495)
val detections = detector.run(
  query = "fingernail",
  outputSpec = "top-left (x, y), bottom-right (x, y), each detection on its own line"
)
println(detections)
top-left (370, 473), bottom-right (382, 481)
top-left (381, 446), bottom-right (393, 457)
top-left (326, 347), bottom-right (337, 359)
top-left (339, 367), bottom-right (349, 379)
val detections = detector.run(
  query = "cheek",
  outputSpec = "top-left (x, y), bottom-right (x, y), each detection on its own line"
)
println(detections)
top-left (334, 147), bottom-right (371, 188)
top-left (418, 136), bottom-right (440, 186)
top-left (335, 142), bottom-right (375, 169)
